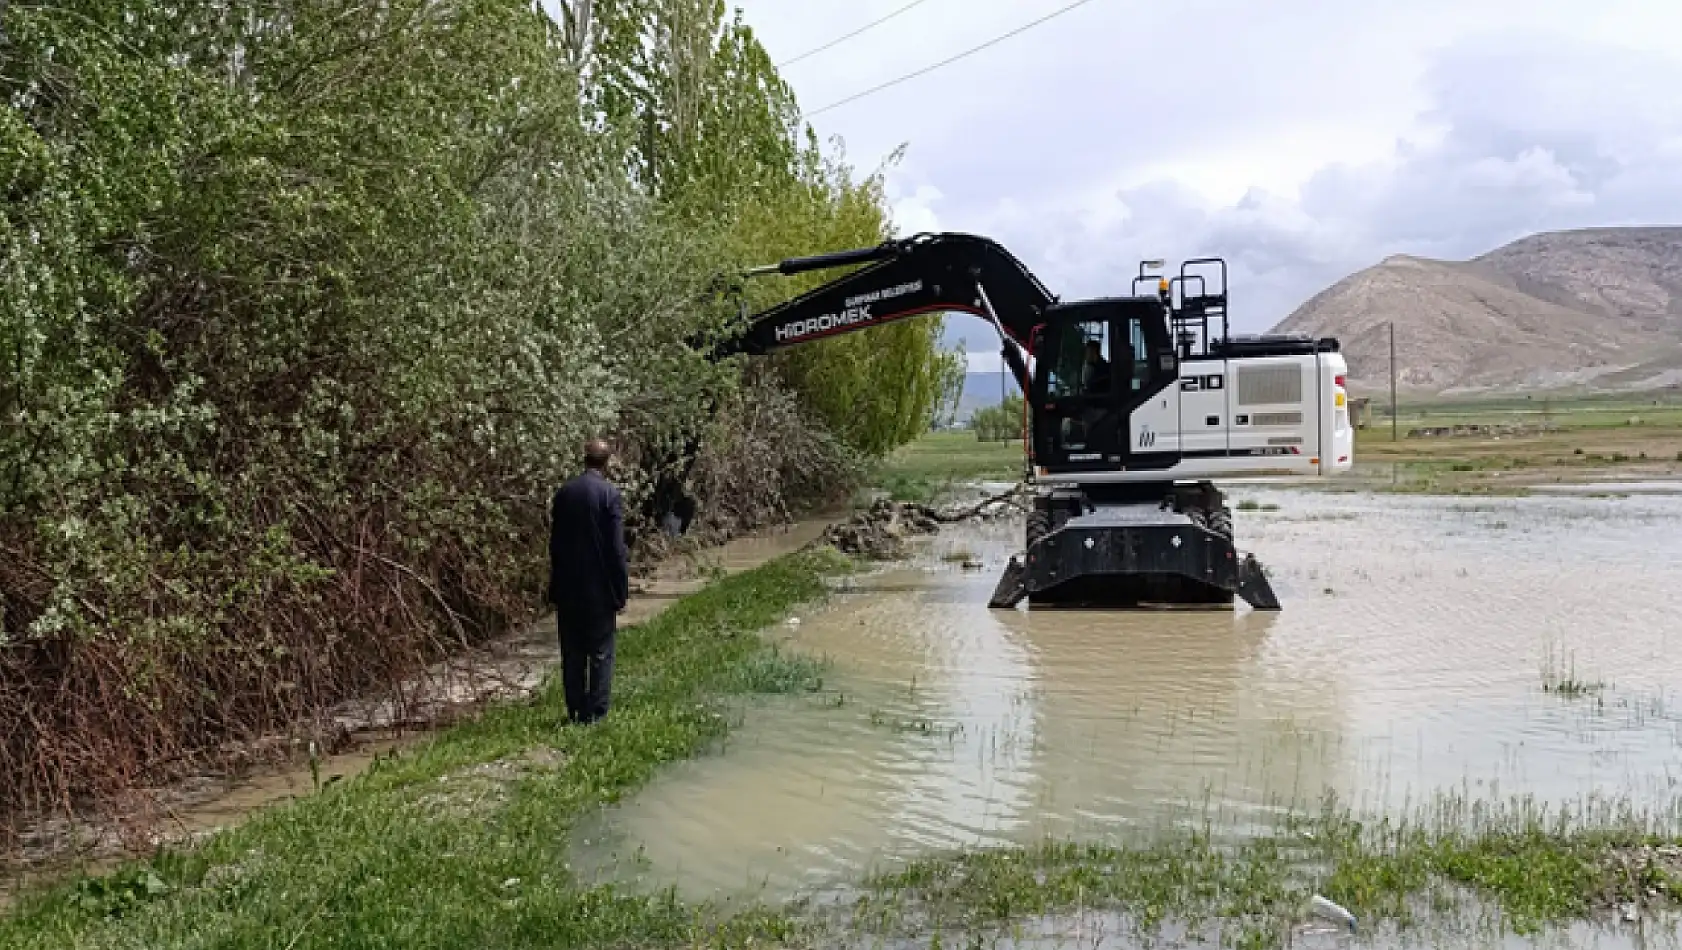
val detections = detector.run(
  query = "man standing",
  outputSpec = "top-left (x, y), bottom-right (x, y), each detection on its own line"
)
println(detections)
top-left (548, 439), bottom-right (629, 724)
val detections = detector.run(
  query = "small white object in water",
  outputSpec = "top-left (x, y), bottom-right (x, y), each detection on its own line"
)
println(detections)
top-left (786, 617), bottom-right (801, 627)
top-left (1309, 894), bottom-right (1357, 933)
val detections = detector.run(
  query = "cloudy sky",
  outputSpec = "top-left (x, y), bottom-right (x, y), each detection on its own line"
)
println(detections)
top-left (729, 0), bottom-right (1682, 371)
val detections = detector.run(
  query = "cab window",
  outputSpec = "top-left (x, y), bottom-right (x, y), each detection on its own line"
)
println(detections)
top-left (1043, 321), bottom-right (1111, 398)
top-left (1126, 318), bottom-right (1147, 391)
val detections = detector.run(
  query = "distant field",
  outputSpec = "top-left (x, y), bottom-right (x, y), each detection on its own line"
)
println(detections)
top-left (1362, 390), bottom-right (1682, 431)
top-left (1348, 392), bottom-right (1682, 493)
top-left (881, 391), bottom-right (1682, 501)
top-left (872, 431), bottom-right (1024, 502)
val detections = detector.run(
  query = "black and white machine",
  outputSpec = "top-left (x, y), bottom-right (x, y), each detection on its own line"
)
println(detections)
top-left (712, 231), bottom-right (1354, 610)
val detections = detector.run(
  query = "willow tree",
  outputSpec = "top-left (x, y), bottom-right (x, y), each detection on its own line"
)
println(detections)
top-left (1, 0), bottom-right (749, 816)
top-left (583, 0), bottom-right (963, 458)
top-left (0, 0), bottom-right (957, 821)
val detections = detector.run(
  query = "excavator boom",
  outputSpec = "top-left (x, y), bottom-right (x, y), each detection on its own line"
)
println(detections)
top-left (721, 232), bottom-right (1056, 391)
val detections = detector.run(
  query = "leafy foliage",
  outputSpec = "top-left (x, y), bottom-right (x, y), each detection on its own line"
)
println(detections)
top-left (0, 0), bottom-right (951, 821)
top-left (969, 394), bottom-right (1025, 442)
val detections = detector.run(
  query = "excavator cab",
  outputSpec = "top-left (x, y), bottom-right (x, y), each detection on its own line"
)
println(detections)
top-left (1028, 299), bottom-right (1179, 476)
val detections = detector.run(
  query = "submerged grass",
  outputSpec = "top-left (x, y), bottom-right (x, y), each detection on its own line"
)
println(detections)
top-left (830, 793), bottom-right (1682, 949)
top-left (850, 834), bottom-right (1304, 949)
top-left (1540, 643), bottom-right (1608, 699)
top-left (0, 548), bottom-right (853, 950)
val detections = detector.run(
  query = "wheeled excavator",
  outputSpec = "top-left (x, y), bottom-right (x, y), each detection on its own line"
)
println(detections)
top-left (707, 231), bottom-right (1354, 610)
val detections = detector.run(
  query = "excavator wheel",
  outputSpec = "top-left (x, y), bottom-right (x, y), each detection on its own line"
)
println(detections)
top-left (1025, 509), bottom-right (1052, 549)
top-left (1209, 504), bottom-right (1233, 539)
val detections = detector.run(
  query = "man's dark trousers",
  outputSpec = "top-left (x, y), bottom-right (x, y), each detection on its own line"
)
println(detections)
top-left (548, 467), bottom-right (629, 724)
top-left (557, 610), bottom-right (615, 723)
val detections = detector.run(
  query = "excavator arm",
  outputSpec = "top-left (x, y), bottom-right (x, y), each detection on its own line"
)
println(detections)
top-left (651, 232), bottom-right (1054, 539)
top-left (718, 231), bottom-right (1059, 392)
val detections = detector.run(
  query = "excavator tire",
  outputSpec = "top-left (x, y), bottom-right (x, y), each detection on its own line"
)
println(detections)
top-left (1209, 505), bottom-right (1233, 539)
top-left (1025, 509), bottom-right (1052, 550)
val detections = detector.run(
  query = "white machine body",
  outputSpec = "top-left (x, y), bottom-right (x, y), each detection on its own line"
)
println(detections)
top-left (1038, 350), bottom-right (1353, 486)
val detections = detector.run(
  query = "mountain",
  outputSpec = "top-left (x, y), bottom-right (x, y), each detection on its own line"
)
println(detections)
top-left (1270, 227), bottom-right (1682, 396)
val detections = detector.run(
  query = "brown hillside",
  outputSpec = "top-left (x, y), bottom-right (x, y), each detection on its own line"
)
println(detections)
top-left (1271, 228), bottom-right (1682, 396)
top-left (1474, 227), bottom-right (1682, 330)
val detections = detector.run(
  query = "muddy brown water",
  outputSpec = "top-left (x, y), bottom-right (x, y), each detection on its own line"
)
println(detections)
top-left (571, 488), bottom-right (1682, 907)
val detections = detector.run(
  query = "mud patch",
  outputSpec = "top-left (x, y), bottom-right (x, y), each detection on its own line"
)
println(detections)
top-left (820, 499), bottom-right (942, 559)
top-left (819, 489), bottom-right (1029, 560)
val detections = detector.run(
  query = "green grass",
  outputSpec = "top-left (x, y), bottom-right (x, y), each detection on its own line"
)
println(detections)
top-left (1368, 392), bottom-right (1682, 429)
top-left (871, 431), bottom-right (1025, 503)
top-left (832, 794), bottom-right (1682, 949)
top-left (0, 549), bottom-right (853, 950)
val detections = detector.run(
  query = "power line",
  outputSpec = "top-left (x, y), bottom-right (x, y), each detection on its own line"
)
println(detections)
top-left (804, 0), bottom-right (1100, 118)
top-left (777, 0), bottom-right (934, 68)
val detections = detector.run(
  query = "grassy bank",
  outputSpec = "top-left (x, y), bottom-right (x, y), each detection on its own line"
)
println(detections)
top-left (0, 549), bottom-right (852, 949)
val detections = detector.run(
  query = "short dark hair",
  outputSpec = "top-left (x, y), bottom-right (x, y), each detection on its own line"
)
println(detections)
top-left (584, 439), bottom-right (612, 470)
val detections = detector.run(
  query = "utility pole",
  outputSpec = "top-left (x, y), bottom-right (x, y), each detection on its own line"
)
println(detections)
top-left (1389, 320), bottom-right (1399, 442)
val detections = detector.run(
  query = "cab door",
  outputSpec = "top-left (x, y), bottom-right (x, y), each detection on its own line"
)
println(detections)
top-left (1124, 313), bottom-right (1183, 468)
top-left (1032, 317), bottom-right (1125, 473)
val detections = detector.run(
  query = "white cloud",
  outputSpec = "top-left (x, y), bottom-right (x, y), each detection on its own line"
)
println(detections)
top-left (887, 181), bottom-right (944, 237)
top-left (729, 1), bottom-right (1682, 359)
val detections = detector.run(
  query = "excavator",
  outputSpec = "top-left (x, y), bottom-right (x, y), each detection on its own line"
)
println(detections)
top-left (707, 231), bottom-right (1354, 610)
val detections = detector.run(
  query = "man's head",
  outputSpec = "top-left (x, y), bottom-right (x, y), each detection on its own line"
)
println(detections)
top-left (1085, 340), bottom-right (1103, 362)
top-left (583, 439), bottom-right (613, 471)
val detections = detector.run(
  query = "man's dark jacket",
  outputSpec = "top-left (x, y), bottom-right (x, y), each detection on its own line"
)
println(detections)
top-left (548, 469), bottom-right (629, 619)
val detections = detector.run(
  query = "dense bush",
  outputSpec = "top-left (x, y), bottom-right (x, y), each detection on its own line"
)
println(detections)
top-left (0, 0), bottom-right (959, 821)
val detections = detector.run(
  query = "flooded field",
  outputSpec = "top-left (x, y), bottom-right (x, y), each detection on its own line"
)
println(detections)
top-left (571, 488), bottom-right (1682, 906)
